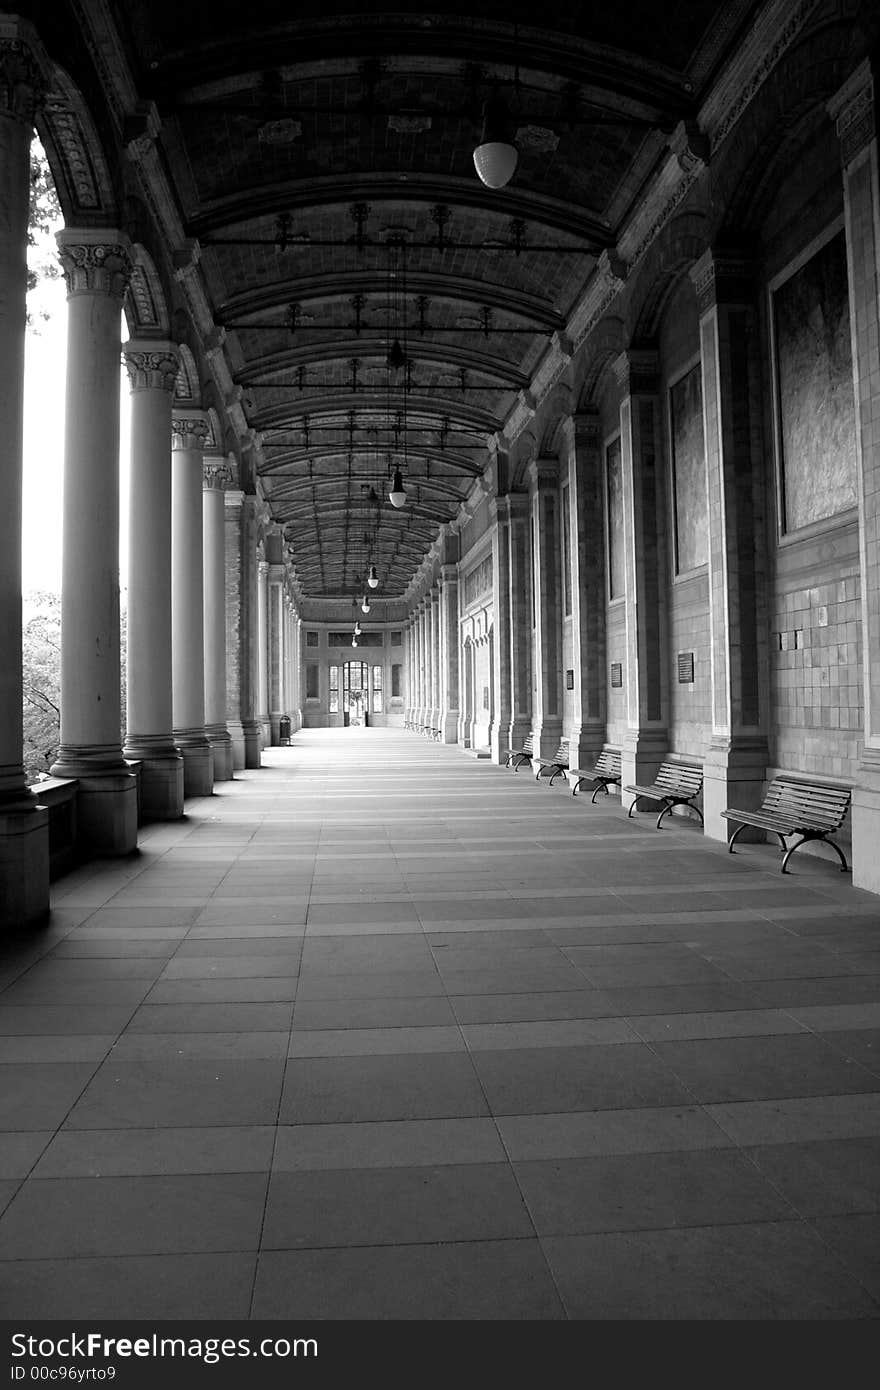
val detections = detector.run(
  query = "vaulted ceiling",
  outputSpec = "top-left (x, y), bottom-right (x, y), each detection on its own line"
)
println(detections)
top-left (81, 1), bottom-right (760, 597)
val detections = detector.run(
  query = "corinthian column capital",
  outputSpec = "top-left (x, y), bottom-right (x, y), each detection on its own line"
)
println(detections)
top-left (203, 457), bottom-right (233, 490)
top-left (56, 229), bottom-right (133, 300)
top-left (0, 17), bottom-right (50, 125)
top-left (123, 341), bottom-right (180, 394)
top-left (171, 412), bottom-right (209, 452)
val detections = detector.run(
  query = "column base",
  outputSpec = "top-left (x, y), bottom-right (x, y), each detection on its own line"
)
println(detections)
top-left (207, 727), bottom-right (234, 781)
top-left (702, 735), bottom-right (769, 844)
top-left (489, 716), bottom-right (510, 764)
top-left (74, 772), bottom-right (139, 855)
top-left (243, 720), bottom-right (262, 769)
top-left (174, 733), bottom-right (214, 797)
top-left (269, 715), bottom-right (281, 746)
top-left (124, 739), bottom-right (185, 820)
top-left (0, 802), bottom-right (50, 929)
top-left (227, 720), bottom-right (246, 770)
top-left (852, 757), bottom-right (880, 895)
top-left (440, 709), bottom-right (459, 744)
top-left (621, 728), bottom-right (668, 812)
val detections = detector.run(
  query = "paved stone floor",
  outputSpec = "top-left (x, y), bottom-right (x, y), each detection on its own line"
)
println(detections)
top-left (1, 728), bottom-right (879, 1320)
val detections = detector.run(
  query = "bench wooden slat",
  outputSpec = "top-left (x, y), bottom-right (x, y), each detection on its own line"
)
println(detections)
top-left (723, 778), bottom-right (851, 874)
top-left (506, 733), bottom-right (534, 770)
top-left (532, 739), bottom-right (570, 785)
top-left (623, 761), bottom-right (704, 830)
top-left (568, 747), bottom-right (622, 801)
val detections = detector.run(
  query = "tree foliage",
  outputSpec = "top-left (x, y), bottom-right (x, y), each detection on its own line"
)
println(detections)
top-left (27, 138), bottom-right (62, 328)
top-left (22, 591), bottom-right (61, 781)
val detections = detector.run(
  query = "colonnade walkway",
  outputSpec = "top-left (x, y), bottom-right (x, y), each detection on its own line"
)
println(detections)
top-left (1, 728), bottom-right (879, 1320)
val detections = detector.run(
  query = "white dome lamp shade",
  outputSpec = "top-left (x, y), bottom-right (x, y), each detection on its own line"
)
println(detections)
top-left (367, 564), bottom-right (379, 588)
top-left (361, 594), bottom-right (371, 614)
top-left (473, 91), bottom-right (518, 189)
top-left (388, 468), bottom-right (407, 508)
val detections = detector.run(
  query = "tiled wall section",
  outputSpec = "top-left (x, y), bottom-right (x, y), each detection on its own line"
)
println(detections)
top-left (770, 560), bottom-right (863, 778)
top-left (668, 572), bottom-right (711, 757)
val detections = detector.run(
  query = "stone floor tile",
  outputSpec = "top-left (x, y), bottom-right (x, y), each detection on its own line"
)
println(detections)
top-left (64, 1058), bottom-right (286, 1129)
top-left (110, 1030), bottom-right (289, 1060)
top-left (541, 1223), bottom-right (879, 1319)
top-left (0, 1173), bottom-right (269, 1258)
top-left (515, 1148), bottom-right (793, 1236)
top-left (289, 1025), bottom-right (464, 1057)
top-left (651, 1034), bottom-right (880, 1103)
top-left (280, 1053), bottom-right (488, 1123)
top-left (292, 996), bottom-right (457, 1029)
top-left (0, 1063), bottom-right (98, 1131)
top-left (145, 978), bottom-right (297, 1004)
top-left (0, 1132), bottom-right (52, 1178)
top-left (627, 1009), bottom-right (808, 1042)
top-left (126, 1002), bottom-right (293, 1032)
top-left (252, 1239), bottom-right (565, 1319)
top-left (705, 1093), bottom-right (880, 1146)
top-left (460, 1018), bottom-right (638, 1050)
top-left (470, 1044), bottom-right (693, 1115)
top-left (261, 1163), bottom-right (533, 1248)
top-left (496, 1105), bottom-right (731, 1161)
top-left (0, 1034), bottom-right (116, 1063)
top-left (0, 1252), bottom-right (257, 1319)
top-left (810, 1213), bottom-right (880, 1303)
top-left (743, 1137), bottom-right (880, 1216)
top-left (272, 1117), bottom-right (505, 1171)
top-left (295, 971), bottom-right (446, 1000)
top-left (32, 1125), bottom-right (276, 1177)
top-left (159, 953), bottom-right (302, 979)
top-left (449, 990), bottom-right (617, 1024)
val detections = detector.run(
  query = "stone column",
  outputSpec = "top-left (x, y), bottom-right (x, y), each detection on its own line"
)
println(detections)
top-left (414, 602), bottom-right (424, 726)
top-left (404, 619), bottom-right (412, 725)
top-left (122, 341), bottom-right (184, 818)
top-left (613, 349), bottom-right (669, 803)
top-left (203, 458), bottom-right (233, 780)
top-left (439, 565), bottom-right (460, 742)
top-left (831, 62), bottom-right (880, 893)
top-left (528, 459), bottom-right (564, 757)
top-left (293, 613), bottom-right (303, 728)
top-left (564, 412), bottom-right (608, 768)
top-left (267, 563), bottom-right (284, 744)
top-left (256, 555), bottom-right (269, 746)
top-left (171, 414), bottom-right (212, 795)
top-left (490, 497), bottom-right (513, 763)
top-left (691, 251), bottom-right (769, 839)
top-left (223, 488), bottom-right (246, 769)
top-left (237, 497), bottom-right (262, 767)
top-left (429, 587), bottom-right (440, 727)
top-left (0, 17), bottom-right (50, 924)
top-left (51, 228), bottom-right (138, 853)
top-left (507, 493), bottom-right (533, 753)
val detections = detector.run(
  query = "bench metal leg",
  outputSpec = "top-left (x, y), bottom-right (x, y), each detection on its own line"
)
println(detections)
top-left (657, 800), bottom-right (703, 831)
top-left (590, 782), bottom-right (610, 804)
top-left (656, 802), bottom-right (673, 830)
top-left (781, 833), bottom-right (849, 875)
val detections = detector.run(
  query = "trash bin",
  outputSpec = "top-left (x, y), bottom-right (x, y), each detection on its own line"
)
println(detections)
top-left (279, 715), bottom-right (291, 745)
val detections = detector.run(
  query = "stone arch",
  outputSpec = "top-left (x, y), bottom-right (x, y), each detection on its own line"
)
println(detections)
top-left (712, 17), bottom-right (864, 239)
top-left (630, 212), bottom-right (708, 341)
top-left (538, 384), bottom-right (574, 458)
top-left (36, 63), bottom-right (118, 227)
top-left (509, 429), bottom-right (537, 490)
top-left (124, 244), bottom-right (171, 338)
top-left (173, 344), bottom-right (200, 407)
top-left (575, 315), bottom-right (627, 409)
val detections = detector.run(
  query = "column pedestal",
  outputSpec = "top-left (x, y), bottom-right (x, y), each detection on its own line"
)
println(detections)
top-left (0, 803), bottom-right (50, 926)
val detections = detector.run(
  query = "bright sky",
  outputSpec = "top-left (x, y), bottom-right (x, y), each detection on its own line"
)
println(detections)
top-left (23, 263), bottom-right (131, 600)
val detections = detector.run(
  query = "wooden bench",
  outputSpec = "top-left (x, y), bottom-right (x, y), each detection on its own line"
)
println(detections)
top-left (721, 777), bottom-right (851, 875)
top-left (567, 747), bottom-right (622, 801)
top-left (624, 761), bottom-right (704, 829)
top-left (505, 732), bottom-right (534, 771)
top-left (532, 737), bottom-right (570, 786)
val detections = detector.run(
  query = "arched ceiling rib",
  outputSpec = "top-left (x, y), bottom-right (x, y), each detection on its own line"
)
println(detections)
top-left (94, 0), bottom-right (761, 599)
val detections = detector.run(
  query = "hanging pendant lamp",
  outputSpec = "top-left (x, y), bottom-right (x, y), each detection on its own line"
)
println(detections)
top-left (473, 90), bottom-right (518, 189)
top-left (388, 468), bottom-right (407, 508)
